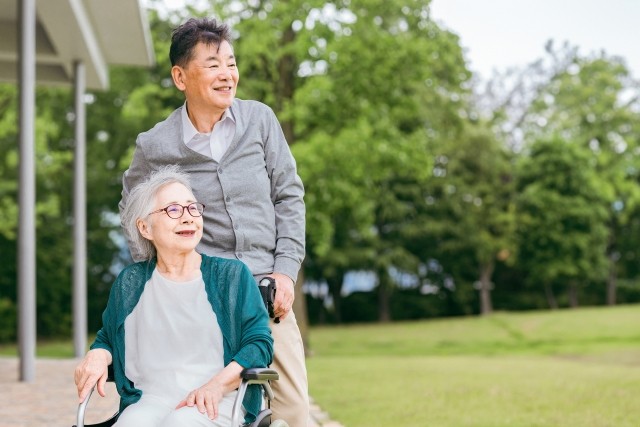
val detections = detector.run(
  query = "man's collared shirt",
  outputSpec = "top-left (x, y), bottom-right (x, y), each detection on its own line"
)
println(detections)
top-left (181, 102), bottom-right (236, 162)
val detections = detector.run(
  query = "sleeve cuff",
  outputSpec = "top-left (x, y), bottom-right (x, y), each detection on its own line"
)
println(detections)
top-left (273, 256), bottom-right (301, 285)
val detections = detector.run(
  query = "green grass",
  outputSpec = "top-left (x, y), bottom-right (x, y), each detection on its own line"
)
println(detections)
top-left (3, 305), bottom-right (639, 426)
top-left (307, 305), bottom-right (640, 427)
top-left (0, 338), bottom-right (76, 357)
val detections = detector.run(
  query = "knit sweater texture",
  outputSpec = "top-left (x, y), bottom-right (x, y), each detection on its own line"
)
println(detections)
top-left (90, 254), bottom-right (274, 423)
top-left (119, 98), bottom-right (305, 282)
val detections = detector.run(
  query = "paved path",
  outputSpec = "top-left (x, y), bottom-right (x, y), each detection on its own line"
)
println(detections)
top-left (0, 357), bottom-right (342, 427)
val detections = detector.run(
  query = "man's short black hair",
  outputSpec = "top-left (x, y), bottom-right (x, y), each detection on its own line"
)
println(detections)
top-left (170, 17), bottom-right (232, 67)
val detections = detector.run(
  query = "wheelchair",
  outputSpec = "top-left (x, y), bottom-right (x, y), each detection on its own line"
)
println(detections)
top-left (74, 367), bottom-right (289, 427)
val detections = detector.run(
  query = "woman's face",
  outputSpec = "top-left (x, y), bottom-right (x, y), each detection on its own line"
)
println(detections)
top-left (138, 182), bottom-right (203, 256)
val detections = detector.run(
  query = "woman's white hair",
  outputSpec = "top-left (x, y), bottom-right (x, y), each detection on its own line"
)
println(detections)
top-left (122, 165), bottom-right (193, 260)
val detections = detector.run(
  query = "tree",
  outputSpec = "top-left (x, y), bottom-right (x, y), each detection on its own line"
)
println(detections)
top-left (521, 55), bottom-right (640, 305)
top-left (418, 123), bottom-right (516, 315)
top-left (477, 40), bottom-right (579, 151)
top-left (0, 83), bottom-right (20, 340)
top-left (0, 82), bottom-right (82, 338)
top-left (483, 43), bottom-right (640, 306)
top-left (289, 0), bottom-right (470, 321)
top-left (515, 137), bottom-right (610, 307)
top-left (0, 84), bottom-right (18, 241)
top-left (294, 119), bottom-right (433, 321)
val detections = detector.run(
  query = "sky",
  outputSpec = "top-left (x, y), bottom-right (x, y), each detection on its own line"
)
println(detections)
top-left (429, 0), bottom-right (640, 81)
top-left (157, 0), bottom-right (639, 82)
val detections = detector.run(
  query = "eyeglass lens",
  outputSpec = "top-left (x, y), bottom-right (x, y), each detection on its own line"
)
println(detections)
top-left (165, 203), bottom-right (204, 219)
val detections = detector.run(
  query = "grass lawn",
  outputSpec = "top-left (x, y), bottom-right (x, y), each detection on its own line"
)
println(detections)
top-left (307, 305), bottom-right (640, 427)
top-left (2, 305), bottom-right (639, 426)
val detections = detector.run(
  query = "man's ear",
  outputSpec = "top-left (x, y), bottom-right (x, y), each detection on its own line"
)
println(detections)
top-left (171, 65), bottom-right (186, 91)
top-left (137, 218), bottom-right (153, 241)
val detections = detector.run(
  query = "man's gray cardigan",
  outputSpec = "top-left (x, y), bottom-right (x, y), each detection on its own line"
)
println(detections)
top-left (119, 99), bottom-right (305, 282)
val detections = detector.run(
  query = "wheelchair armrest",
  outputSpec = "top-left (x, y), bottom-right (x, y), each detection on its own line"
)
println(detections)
top-left (231, 368), bottom-right (279, 426)
top-left (74, 386), bottom-right (119, 427)
top-left (241, 368), bottom-right (279, 382)
top-left (73, 365), bottom-right (119, 427)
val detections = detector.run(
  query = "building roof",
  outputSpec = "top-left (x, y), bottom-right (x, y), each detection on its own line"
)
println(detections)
top-left (0, 0), bottom-right (155, 90)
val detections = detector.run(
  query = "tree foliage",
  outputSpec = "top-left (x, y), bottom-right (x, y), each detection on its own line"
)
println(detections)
top-left (3, 2), bottom-right (640, 341)
top-left (511, 51), bottom-right (640, 305)
top-left (515, 137), bottom-right (611, 307)
top-left (417, 123), bottom-right (516, 315)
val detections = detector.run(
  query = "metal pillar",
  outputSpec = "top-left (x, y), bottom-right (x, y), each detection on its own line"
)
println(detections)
top-left (18, 0), bottom-right (37, 382)
top-left (73, 60), bottom-right (87, 358)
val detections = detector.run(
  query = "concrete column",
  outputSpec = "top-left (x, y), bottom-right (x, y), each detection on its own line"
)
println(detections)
top-left (73, 60), bottom-right (87, 358)
top-left (18, 0), bottom-right (37, 382)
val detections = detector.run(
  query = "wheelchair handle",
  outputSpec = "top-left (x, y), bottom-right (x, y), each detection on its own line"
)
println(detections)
top-left (258, 277), bottom-right (280, 324)
top-left (75, 386), bottom-right (94, 427)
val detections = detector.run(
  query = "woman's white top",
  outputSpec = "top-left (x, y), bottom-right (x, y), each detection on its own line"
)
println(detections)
top-left (124, 268), bottom-right (226, 406)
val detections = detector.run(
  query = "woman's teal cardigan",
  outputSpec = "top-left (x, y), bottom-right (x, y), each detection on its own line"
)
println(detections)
top-left (90, 254), bottom-right (274, 423)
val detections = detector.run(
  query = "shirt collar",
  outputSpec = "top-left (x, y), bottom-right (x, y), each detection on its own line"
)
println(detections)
top-left (181, 103), bottom-right (235, 144)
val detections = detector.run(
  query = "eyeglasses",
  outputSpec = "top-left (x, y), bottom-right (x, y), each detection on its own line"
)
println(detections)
top-left (148, 202), bottom-right (205, 219)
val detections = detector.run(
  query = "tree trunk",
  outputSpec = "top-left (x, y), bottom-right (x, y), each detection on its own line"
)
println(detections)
top-left (293, 269), bottom-right (310, 356)
top-left (276, 24), bottom-right (310, 351)
top-left (543, 282), bottom-right (558, 309)
top-left (276, 25), bottom-right (296, 143)
top-left (568, 281), bottom-right (579, 308)
top-left (607, 255), bottom-right (617, 305)
top-left (605, 229), bottom-right (618, 306)
top-left (479, 261), bottom-right (494, 315)
top-left (327, 276), bottom-right (343, 323)
top-left (377, 269), bottom-right (391, 322)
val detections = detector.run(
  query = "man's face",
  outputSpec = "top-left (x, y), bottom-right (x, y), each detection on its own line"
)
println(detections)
top-left (174, 40), bottom-right (239, 115)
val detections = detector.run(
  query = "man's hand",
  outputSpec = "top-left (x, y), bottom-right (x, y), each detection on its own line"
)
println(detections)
top-left (269, 272), bottom-right (294, 321)
top-left (74, 349), bottom-right (112, 403)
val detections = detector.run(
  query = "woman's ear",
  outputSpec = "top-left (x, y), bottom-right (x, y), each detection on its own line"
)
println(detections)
top-left (171, 65), bottom-right (186, 91)
top-left (137, 218), bottom-right (153, 241)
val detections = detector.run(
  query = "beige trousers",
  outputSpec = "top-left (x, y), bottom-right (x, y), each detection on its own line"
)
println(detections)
top-left (269, 310), bottom-right (310, 426)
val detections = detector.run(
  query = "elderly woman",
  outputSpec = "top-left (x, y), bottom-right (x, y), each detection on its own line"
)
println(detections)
top-left (74, 166), bottom-right (273, 426)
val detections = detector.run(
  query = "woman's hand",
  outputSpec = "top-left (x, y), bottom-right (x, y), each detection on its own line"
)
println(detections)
top-left (270, 272), bottom-right (294, 320)
top-left (175, 378), bottom-right (225, 420)
top-left (74, 348), bottom-right (112, 403)
top-left (176, 361), bottom-right (243, 420)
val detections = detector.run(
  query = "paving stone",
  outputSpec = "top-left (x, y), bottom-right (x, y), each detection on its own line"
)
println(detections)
top-left (0, 357), bottom-right (339, 427)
